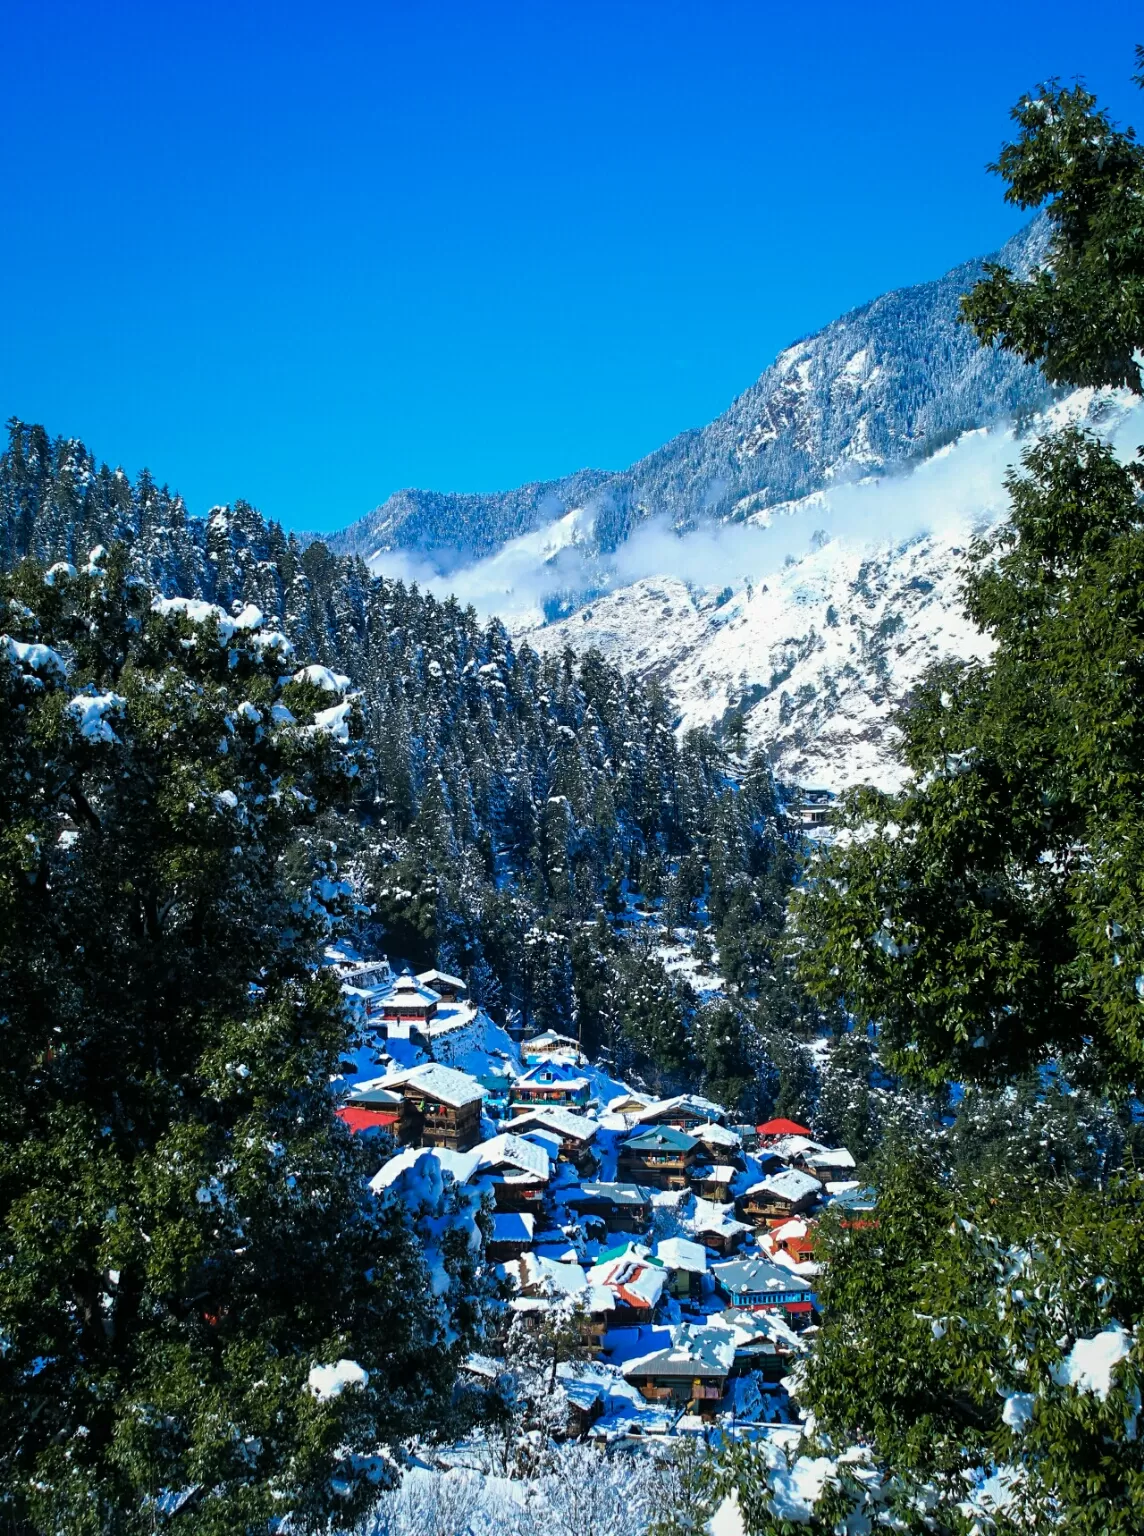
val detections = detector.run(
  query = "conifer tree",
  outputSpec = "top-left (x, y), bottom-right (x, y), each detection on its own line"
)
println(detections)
top-left (0, 554), bottom-right (472, 1533)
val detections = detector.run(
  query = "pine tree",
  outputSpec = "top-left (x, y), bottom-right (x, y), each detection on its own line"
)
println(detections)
top-left (0, 555), bottom-right (474, 1533)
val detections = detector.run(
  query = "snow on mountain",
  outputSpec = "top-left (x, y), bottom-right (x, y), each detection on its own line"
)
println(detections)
top-left (329, 219), bottom-right (1052, 576)
top-left (320, 215), bottom-right (1144, 794)
top-left (528, 390), bottom-right (1144, 791)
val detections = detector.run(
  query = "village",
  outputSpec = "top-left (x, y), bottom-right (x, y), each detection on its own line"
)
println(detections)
top-left (328, 946), bottom-right (873, 1446)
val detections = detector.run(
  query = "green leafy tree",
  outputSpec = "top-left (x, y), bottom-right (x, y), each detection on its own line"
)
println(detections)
top-left (0, 555), bottom-right (471, 1533)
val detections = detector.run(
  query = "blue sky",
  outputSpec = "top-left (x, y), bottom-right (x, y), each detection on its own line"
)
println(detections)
top-left (2, 3), bottom-right (1141, 534)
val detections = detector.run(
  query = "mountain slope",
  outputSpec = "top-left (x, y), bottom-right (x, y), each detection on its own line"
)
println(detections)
top-left (328, 219), bottom-right (1052, 570)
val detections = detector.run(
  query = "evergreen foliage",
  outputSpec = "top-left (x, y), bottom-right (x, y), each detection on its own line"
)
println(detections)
top-left (0, 557), bottom-right (481, 1531)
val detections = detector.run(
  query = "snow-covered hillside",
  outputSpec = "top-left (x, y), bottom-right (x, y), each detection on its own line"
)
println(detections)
top-left (528, 391), bottom-right (1144, 791)
top-left (330, 219), bottom-right (1051, 574)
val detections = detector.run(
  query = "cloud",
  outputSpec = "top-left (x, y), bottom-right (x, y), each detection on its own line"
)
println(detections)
top-left (366, 391), bottom-right (1144, 627)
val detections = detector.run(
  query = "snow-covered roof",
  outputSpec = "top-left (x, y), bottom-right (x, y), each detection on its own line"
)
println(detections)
top-left (693, 1121), bottom-right (742, 1149)
top-left (474, 1133), bottom-right (550, 1181)
top-left (656, 1237), bottom-right (708, 1274)
top-left (416, 968), bottom-right (466, 992)
top-left (768, 1134), bottom-right (828, 1161)
top-left (516, 1251), bottom-right (588, 1298)
top-left (383, 974), bottom-right (442, 1005)
top-left (374, 1062), bottom-right (484, 1108)
top-left (743, 1169), bottom-right (823, 1204)
top-left (689, 1198), bottom-right (751, 1239)
top-left (712, 1257), bottom-right (815, 1297)
top-left (491, 1212), bottom-right (535, 1244)
top-left (623, 1323), bottom-right (735, 1379)
top-left (369, 1143), bottom-right (482, 1195)
top-left (508, 1106), bottom-right (598, 1143)
top-left (516, 1061), bottom-right (590, 1089)
top-left (524, 1030), bottom-right (582, 1052)
top-left (802, 1146), bottom-right (857, 1171)
top-left (586, 1253), bottom-right (668, 1310)
top-left (632, 1093), bottom-right (726, 1125)
top-left (570, 1182), bottom-right (652, 1208)
top-left (712, 1307), bottom-right (807, 1353)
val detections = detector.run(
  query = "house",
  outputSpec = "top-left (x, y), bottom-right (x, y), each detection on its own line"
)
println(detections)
top-left (473, 1133), bottom-right (551, 1213)
top-left (736, 1169), bottom-right (822, 1224)
top-left (416, 968), bottom-right (467, 1002)
top-left (336, 1084), bottom-right (402, 1135)
top-left (756, 1117), bottom-right (812, 1144)
top-left (711, 1307), bottom-right (807, 1380)
top-left (522, 1029), bottom-right (585, 1066)
top-left (795, 786), bottom-right (835, 830)
top-left (366, 1063), bottom-right (484, 1151)
top-left (487, 1211), bottom-right (536, 1263)
top-left (828, 1182), bottom-right (876, 1214)
top-left (762, 1217), bottom-right (816, 1265)
top-left (507, 1106), bottom-right (599, 1173)
top-left (617, 1125), bottom-right (700, 1191)
top-left (692, 1121), bottom-right (744, 1166)
top-left (655, 1236), bottom-right (708, 1300)
top-left (380, 973), bottom-right (441, 1026)
top-left (606, 1089), bottom-right (653, 1116)
top-left (797, 1146), bottom-right (857, 1179)
top-left (329, 952), bottom-right (396, 1020)
top-left (564, 1182), bottom-right (652, 1235)
top-left (631, 1094), bottom-right (727, 1132)
top-left (712, 1256), bottom-right (817, 1320)
top-left (689, 1163), bottom-right (738, 1202)
top-left (586, 1245), bottom-right (667, 1326)
top-left (509, 1061), bottom-right (591, 1115)
top-left (689, 1197), bottom-right (751, 1256)
top-left (622, 1324), bottom-right (734, 1418)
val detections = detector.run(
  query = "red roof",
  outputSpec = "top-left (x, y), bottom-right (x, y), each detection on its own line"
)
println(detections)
top-left (337, 1106), bottom-right (399, 1134)
top-left (756, 1118), bottom-right (811, 1137)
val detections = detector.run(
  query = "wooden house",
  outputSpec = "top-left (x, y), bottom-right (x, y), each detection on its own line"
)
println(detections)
top-left (617, 1125), bottom-right (700, 1191)
top-left (416, 968), bottom-right (467, 1002)
top-left (371, 1063), bottom-right (484, 1152)
top-left (336, 1084), bottom-right (402, 1136)
top-left (565, 1181), bottom-right (652, 1235)
top-left (487, 1211), bottom-right (536, 1263)
top-left (509, 1061), bottom-right (591, 1115)
top-left (507, 1106), bottom-right (599, 1173)
top-left (631, 1094), bottom-right (727, 1133)
top-left (621, 1324), bottom-right (734, 1418)
top-left (472, 1132), bottom-right (550, 1214)
top-left (521, 1029), bottom-right (585, 1066)
top-left (712, 1256), bottom-right (817, 1321)
top-left (586, 1246), bottom-right (667, 1327)
top-left (736, 1169), bottom-right (822, 1224)
top-left (655, 1236), bottom-right (708, 1300)
top-left (380, 973), bottom-right (441, 1026)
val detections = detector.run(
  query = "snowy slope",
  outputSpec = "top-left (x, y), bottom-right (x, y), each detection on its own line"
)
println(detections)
top-left (329, 219), bottom-right (1051, 574)
top-left (527, 390), bottom-right (1144, 791)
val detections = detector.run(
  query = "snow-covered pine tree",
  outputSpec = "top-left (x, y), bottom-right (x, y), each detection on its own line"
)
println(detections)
top-left (0, 552), bottom-right (476, 1533)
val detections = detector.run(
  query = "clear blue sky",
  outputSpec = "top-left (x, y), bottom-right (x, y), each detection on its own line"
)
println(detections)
top-left (2, 2), bottom-right (1141, 534)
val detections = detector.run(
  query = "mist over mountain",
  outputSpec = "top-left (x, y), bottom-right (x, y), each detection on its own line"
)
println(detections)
top-left (328, 218), bottom-right (1053, 574)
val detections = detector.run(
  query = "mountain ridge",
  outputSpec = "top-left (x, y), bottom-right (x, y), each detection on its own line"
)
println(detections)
top-left (326, 217), bottom-right (1053, 570)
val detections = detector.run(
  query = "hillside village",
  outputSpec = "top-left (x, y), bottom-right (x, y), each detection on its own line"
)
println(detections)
top-left (327, 946), bottom-right (869, 1447)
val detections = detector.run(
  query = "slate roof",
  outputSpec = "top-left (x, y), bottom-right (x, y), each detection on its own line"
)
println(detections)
top-left (569, 1182), bottom-right (652, 1208)
top-left (474, 1132), bottom-right (550, 1180)
top-left (742, 1169), bottom-right (823, 1204)
top-left (623, 1323), bottom-right (735, 1379)
top-left (374, 1062), bottom-right (484, 1108)
top-left (508, 1106), bottom-right (599, 1142)
top-left (622, 1125), bottom-right (699, 1154)
top-left (712, 1257), bottom-right (816, 1298)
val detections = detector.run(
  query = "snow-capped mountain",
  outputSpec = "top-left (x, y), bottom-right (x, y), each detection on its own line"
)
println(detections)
top-left (323, 216), bottom-right (1144, 793)
top-left (329, 218), bottom-right (1051, 573)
